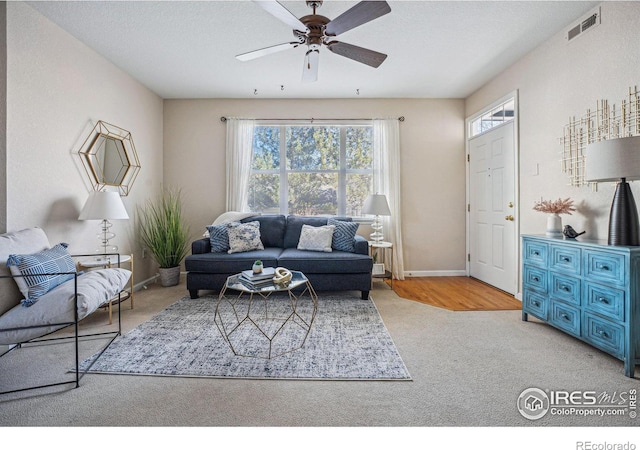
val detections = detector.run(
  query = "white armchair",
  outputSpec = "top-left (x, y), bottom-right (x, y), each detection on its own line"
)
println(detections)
top-left (0, 227), bottom-right (131, 395)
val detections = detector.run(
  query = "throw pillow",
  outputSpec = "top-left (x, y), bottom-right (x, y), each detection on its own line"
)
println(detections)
top-left (203, 211), bottom-right (261, 237)
top-left (297, 224), bottom-right (335, 252)
top-left (206, 224), bottom-right (231, 253)
top-left (227, 221), bottom-right (264, 254)
top-left (328, 218), bottom-right (359, 252)
top-left (7, 243), bottom-right (77, 307)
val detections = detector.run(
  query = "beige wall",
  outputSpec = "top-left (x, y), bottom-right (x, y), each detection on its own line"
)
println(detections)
top-left (5, 3), bottom-right (164, 282)
top-left (164, 98), bottom-right (467, 274)
top-left (466, 2), bottom-right (640, 244)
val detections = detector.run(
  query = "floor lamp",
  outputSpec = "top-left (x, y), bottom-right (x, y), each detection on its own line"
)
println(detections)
top-left (362, 193), bottom-right (391, 243)
top-left (79, 190), bottom-right (130, 258)
top-left (585, 136), bottom-right (640, 246)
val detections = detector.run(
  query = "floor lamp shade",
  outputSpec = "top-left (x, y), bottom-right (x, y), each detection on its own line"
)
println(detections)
top-left (362, 194), bottom-right (391, 243)
top-left (79, 190), bottom-right (129, 254)
top-left (586, 136), bottom-right (640, 246)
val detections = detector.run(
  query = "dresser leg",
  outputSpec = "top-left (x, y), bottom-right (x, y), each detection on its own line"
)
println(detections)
top-left (522, 311), bottom-right (529, 321)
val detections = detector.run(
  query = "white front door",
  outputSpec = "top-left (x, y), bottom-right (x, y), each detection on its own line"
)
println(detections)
top-left (468, 121), bottom-right (516, 294)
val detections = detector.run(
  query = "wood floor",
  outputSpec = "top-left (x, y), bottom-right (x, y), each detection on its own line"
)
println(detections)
top-left (388, 276), bottom-right (522, 311)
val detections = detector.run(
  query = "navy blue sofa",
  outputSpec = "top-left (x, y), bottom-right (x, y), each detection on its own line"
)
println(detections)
top-left (185, 215), bottom-right (373, 300)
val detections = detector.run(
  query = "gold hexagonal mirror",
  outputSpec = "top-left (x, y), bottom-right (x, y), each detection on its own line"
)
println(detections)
top-left (77, 120), bottom-right (141, 196)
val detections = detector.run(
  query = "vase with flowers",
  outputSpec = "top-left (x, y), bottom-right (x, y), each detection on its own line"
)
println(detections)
top-left (533, 197), bottom-right (576, 238)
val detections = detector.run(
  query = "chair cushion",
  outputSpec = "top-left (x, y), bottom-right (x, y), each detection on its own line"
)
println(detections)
top-left (7, 242), bottom-right (76, 307)
top-left (0, 228), bottom-right (50, 316)
top-left (0, 268), bottom-right (131, 345)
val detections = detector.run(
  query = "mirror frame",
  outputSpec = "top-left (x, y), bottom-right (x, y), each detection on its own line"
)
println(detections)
top-left (77, 120), bottom-right (141, 196)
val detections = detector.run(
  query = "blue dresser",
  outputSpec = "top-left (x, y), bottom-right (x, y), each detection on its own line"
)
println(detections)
top-left (522, 235), bottom-right (640, 378)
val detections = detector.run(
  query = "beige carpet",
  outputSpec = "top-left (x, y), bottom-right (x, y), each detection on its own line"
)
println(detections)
top-left (1, 277), bottom-right (638, 436)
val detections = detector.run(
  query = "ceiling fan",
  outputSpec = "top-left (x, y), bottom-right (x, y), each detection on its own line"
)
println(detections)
top-left (236, 0), bottom-right (391, 82)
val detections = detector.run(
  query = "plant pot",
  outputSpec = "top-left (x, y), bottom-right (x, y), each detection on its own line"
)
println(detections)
top-left (159, 266), bottom-right (181, 287)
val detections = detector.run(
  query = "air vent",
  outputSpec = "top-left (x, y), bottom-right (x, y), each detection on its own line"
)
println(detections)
top-left (566, 7), bottom-right (600, 42)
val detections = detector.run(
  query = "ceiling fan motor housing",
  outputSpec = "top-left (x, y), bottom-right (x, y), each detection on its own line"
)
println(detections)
top-left (295, 14), bottom-right (331, 50)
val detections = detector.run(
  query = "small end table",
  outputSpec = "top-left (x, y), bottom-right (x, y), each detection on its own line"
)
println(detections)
top-left (76, 254), bottom-right (134, 324)
top-left (368, 241), bottom-right (393, 289)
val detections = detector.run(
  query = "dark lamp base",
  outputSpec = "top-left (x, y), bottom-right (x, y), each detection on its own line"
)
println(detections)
top-left (608, 180), bottom-right (640, 246)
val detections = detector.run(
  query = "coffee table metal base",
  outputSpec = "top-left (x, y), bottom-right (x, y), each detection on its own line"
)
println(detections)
top-left (214, 272), bottom-right (318, 359)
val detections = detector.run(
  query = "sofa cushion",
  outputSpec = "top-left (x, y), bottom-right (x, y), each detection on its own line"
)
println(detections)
top-left (7, 243), bottom-right (77, 307)
top-left (206, 224), bottom-right (230, 253)
top-left (297, 224), bottom-right (334, 252)
top-left (284, 216), bottom-right (352, 249)
top-left (328, 218), bottom-right (359, 253)
top-left (203, 211), bottom-right (260, 237)
top-left (0, 227), bottom-right (51, 316)
top-left (185, 248), bottom-right (282, 274)
top-left (227, 221), bottom-right (264, 254)
top-left (278, 248), bottom-right (373, 274)
top-left (241, 215), bottom-right (286, 248)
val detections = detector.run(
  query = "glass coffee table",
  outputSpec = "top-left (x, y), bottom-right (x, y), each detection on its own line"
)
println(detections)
top-left (214, 270), bottom-right (318, 359)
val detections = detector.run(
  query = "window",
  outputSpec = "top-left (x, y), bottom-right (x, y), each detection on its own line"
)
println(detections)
top-left (247, 123), bottom-right (373, 216)
top-left (470, 98), bottom-right (515, 137)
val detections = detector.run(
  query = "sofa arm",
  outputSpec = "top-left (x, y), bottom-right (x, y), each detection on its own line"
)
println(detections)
top-left (354, 235), bottom-right (369, 255)
top-left (192, 238), bottom-right (211, 254)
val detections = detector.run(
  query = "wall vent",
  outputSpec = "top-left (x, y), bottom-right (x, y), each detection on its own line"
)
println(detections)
top-left (566, 7), bottom-right (601, 42)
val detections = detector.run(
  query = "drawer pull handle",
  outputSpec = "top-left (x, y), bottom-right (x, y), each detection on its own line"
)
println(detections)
top-left (560, 256), bottom-right (571, 262)
top-left (597, 297), bottom-right (610, 304)
top-left (596, 329), bottom-right (610, 339)
top-left (561, 313), bottom-right (570, 321)
top-left (532, 276), bottom-right (540, 282)
top-left (597, 263), bottom-right (610, 271)
top-left (532, 301), bottom-right (540, 307)
top-left (560, 285), bottom-right (570, 292)
top-left (532, 251), bottom-right (540, 256)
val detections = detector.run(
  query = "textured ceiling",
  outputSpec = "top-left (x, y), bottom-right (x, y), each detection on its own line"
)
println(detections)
top-left (27, 1), bottom-right (599, 99)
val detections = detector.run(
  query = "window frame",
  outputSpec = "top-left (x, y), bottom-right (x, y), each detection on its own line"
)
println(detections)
top-left (249, 120), bottom-right (374, 218)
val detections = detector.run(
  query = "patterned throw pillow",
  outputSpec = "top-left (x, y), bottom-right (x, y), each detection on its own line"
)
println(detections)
top-left (328, 219), bottom-right (359, 253)
top-left (297, 224), bottom-right (335, 252)
top-left (7, 243), bottom-right (77, 307)
top-left (227, 221), bottom-right (264, 254)
top-left (206, 224), bottom-right (230, 253)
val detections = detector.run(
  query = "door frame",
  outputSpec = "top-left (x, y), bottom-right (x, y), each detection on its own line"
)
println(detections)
top-left (465, 90), bottom-right (521, 299)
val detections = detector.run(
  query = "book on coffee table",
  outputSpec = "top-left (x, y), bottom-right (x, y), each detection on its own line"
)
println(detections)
top-left (240, 266), bottom-right (275, 282)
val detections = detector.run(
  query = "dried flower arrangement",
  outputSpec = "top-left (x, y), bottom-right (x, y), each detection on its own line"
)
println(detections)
top-left (533, 197), bottom-right (576, 215)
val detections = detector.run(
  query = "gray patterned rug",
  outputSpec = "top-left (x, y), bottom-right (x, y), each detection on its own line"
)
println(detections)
top-left (80, 293), bottom-right (411, 380)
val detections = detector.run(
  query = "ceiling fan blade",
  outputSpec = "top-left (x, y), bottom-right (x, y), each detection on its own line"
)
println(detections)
top-left (326, 41), bottom-right (387, 68)
top-left (236, 42), bottom-right (297, 61)
top-left (325, 1), bottom-right (391, 37)
top-left (254, 1), bottom-right (308, 32)
top-left (302, 50), bottom-right (319, 83)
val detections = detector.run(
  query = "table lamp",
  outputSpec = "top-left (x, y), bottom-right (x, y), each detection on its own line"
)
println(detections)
top-left (585, 136), bottom-right (640, 246)
top-left (362, 193), bottom-right (391, 243)
top-left (79, 190), bottom-right (129, 256)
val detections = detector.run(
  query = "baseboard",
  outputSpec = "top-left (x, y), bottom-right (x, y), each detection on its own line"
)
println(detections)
top-left (135, 274), bottom-right (160, 292)
top-left (403, 270), bottom-right (467, 277)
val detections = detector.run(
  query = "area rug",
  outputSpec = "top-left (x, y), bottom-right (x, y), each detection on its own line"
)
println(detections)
top-left (79, 294), bottom-right (411, 380)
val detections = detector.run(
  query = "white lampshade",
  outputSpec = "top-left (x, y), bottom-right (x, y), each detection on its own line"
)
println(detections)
top-left (362, 194), bottom-right (391, 216)
top-left (585, 136), bottom-right (640, 182)
top-left (79, 190), bottom-right (129, 220)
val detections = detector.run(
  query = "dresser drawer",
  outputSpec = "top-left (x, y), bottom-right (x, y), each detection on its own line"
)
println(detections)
top-left (523, 265), bottom-right (548, 293)
top-left (523, 289), bottom-right (548, 321)
top-left (550, 300), bottom-right (581, 338)
top-left (550, 273), bottom-right (580, 306)
top-left (584, 282), bottom-right (625, 322)
top-left (550, 245), bottom-right (581, 275)
top-left (584, 250), bottom-right (626, 286)
top-left (584, 313), bottom-right (625, 358)
top-left (523, 240), bottom-right (548, 267)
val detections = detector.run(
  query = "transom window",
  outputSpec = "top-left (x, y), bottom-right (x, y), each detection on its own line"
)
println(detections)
top-left (470, 98), bottom-right (515, 137)
top-left (248, 123), bottom-right (373, 216)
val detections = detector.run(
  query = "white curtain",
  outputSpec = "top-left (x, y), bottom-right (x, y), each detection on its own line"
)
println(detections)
top-left (225, 118), bottom-right (255, 212)
top-left (373, 119), bottom-right (405, 280)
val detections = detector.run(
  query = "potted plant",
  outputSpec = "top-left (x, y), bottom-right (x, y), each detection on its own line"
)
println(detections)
top-left (252, 260), bottom-right (263, 274)
top-left (533, 197), bottom-right (576, 238)
top-left (138, 188), bottom-right (190, 287)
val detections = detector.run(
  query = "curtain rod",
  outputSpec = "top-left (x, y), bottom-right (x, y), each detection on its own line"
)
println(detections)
top-left (220, 116), bottom-right (404, 123)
